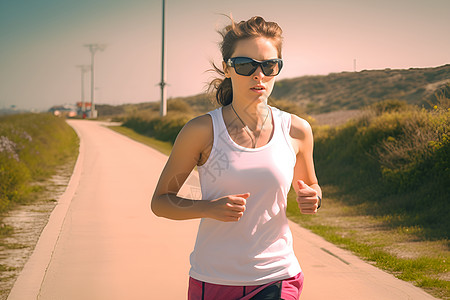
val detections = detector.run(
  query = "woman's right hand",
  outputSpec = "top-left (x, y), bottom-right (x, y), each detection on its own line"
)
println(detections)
top-left (207, 193), bottom-right (250, 222)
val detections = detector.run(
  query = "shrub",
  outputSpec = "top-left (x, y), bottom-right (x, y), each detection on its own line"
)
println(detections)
top-left (0, 113), bottom-right (78, 211)
top-left (123, 113), bottom-right (191, 144)
top-left (314, 99), bottom-right (449, 236)
top-left (168, 99), bottom-right (194, 114)
top-left (368, 99), bottom-right (410, 116)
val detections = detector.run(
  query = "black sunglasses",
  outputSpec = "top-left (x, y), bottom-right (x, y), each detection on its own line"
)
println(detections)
top-left (226, 57), bottom-right (283, 76)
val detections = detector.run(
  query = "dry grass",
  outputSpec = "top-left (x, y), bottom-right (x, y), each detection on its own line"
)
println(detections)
top-left (287, 186), bottom-right (450, 299)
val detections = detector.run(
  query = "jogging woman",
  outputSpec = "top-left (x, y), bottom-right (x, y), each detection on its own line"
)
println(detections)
top-left (152, 16), bottom-right (322, 300)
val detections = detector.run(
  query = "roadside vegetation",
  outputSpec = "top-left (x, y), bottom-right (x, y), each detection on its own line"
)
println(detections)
top-left (0, 113), bottom-right (79, 215)
top-left (0, 113), bottom-right (78, 298)
top-left (114, 93), bottom-right (449, 299)
top-left (288, 96), bottom-right (450, 299)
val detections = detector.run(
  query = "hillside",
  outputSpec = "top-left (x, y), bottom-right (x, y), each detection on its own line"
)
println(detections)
top-left (272, 64), bottom-right (450, 113)
top-left (96, 64), bottom-right (450, 117)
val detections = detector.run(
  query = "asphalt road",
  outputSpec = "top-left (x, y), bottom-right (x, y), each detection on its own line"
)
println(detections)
top-left (8, 120), bottom-right (438, 300)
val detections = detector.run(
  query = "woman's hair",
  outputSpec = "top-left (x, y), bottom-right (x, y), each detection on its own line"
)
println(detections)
top-left (208, 16), bottom-right (283, 106)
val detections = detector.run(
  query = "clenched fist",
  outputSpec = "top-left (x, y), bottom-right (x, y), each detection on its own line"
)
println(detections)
top-left (296, 180), bottom-right (319, 215)
top-left (207, 193), bottom-right (250, 222)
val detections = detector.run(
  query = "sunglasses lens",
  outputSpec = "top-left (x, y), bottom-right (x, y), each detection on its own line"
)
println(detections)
top-left (262, 60), bottom-right (281, 76)
top-left (233, 58), bottom-right (257, 76)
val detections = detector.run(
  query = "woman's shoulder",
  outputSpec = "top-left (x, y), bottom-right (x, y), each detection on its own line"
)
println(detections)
top-left (179, 112), bottom-right (214, 139)
top-left (186, 111), bottom-right (214, 128)
top-left (288, 113), bottom-right (313, 141)
top-left (171, 113), bottom-right (215, 157)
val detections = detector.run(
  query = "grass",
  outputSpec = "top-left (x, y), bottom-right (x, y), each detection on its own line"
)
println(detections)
top-left (0, 265), bottom-right (15, 272)
top-left (0, 113), bottom-right (79, 212)
top-left (302, 100), bottom-right (449, 298)
top-left (0, 225), bottom-right (13, 237)
top-left (286, 186), bottom-right (449, 299)
top-left (313, 100), bottom-right (449, 237)
top-left (0, 242), bottom-right (26, 250)
top-left (0, 112), bottom-right (79, 247)
top-left (0, 113), bottom-right (79, 297)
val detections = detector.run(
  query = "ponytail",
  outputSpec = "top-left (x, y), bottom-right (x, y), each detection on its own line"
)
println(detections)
top-left (207, 62), bottom-right (233, 106)
top-left (215, 78), bottom-right (233, 106)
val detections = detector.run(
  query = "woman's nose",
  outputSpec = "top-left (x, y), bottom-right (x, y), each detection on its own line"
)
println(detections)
top-left (252, 66), bottom-right (265, 80)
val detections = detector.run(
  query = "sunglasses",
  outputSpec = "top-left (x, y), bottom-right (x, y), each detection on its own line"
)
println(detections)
top-left (226, 57), bottom-right (283, 76)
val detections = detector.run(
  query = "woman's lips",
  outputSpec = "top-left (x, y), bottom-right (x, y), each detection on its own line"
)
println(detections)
top-left (251, 85), bottom-right (265, 92)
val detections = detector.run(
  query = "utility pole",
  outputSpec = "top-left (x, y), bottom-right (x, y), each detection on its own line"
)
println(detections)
top-left (76, 65), bottom-right (91, 115)
top-left (353, 59), bottom-right (357, 72)
top-left (84, 43), bottom-right (106, 118)
top-left (159, 0), bottom-right (167, 117)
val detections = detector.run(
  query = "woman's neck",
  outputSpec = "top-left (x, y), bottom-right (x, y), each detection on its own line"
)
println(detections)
top-left (230, 100), bottom-right (269, 131)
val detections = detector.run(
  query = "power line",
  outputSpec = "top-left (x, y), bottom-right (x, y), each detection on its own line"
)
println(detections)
top-left (83, 43), bottom-right (106, 118)
top-left (159, 0), bottom-right (167, 117)
top-left (76, 65), bottom-right (91, 115)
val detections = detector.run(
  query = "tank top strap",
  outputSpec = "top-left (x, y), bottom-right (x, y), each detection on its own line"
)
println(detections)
top-left (206, 107), bottom-right (224, 151)
top-left (271, 107), bottom-right (296, 160)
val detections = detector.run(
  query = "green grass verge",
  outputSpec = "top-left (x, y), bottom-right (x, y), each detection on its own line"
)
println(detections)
top-left (108, 125), bottom-right (173, 156)
top-left (287, 187), bottom-right (449, 299)
top-left (0, 113), bottom-right (79, 212)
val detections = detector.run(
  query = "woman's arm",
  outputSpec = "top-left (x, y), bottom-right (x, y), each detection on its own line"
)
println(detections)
top-left (151, 114), bottom-right (248, 221)
top-left (289, 114), bottom-right (322, 215)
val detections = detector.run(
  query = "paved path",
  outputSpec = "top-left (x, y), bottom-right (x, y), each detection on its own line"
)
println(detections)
top-left (8, 120), bottom-right (437, 299)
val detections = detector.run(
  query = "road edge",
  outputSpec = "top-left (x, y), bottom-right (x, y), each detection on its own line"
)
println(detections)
top-left (7, 120), bottom-right (84, 300)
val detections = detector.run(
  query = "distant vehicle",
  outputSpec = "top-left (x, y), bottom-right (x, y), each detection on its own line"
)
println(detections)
top-left (49, 104), bottom-right (77, 118)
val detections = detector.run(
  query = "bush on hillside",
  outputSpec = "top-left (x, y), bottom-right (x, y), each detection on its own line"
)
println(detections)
top-left (367, 99), bottom-right (411, 116)
top-left (123, 113), bottom-right (191, 144)
top-left (375, 108), bottom-right (449, 191)
top-left (167, 99), bottom-right (194, 114)
top-left (314, 99), bottom-right (449, 236)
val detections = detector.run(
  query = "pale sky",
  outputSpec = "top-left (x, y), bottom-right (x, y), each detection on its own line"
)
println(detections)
top-left (1, 0), bottom-right (449, 111)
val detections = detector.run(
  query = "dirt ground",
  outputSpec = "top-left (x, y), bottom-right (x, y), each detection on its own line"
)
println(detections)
top-left (311, 109), bottom-right (362, 126)
top-left (0, 163), bottom-right (74, 300)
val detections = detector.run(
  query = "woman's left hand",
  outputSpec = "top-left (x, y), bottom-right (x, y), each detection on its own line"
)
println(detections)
top-left (296, 180), bottom-right (319, 215)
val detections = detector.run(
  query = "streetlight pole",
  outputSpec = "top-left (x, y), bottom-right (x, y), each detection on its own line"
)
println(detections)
top-left (160, 0), bottom-right (167, 117)
top-left (76, 65), bottom-right (91, 115)
top-left (84, 43), bottom-right (106, 118)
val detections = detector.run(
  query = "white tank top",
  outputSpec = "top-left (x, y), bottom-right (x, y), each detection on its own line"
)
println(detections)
top-left (189, 106), bottom-right (302, 286)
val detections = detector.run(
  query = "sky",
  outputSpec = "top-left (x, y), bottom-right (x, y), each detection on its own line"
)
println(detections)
top-left (0, 0), bottom-right (449, 111)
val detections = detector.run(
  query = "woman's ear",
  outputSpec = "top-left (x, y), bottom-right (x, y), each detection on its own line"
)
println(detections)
top-left (222, 61), bottom-right (231, 78)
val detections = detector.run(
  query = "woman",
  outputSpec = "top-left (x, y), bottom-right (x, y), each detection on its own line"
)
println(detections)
top-left (152, 16), bottom-right (322, 300)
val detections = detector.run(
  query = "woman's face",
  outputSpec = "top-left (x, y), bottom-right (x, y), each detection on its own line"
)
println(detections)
top-left (223, 37), bottom-right (280, 105)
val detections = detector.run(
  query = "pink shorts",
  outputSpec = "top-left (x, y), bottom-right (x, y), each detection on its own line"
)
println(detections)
top-left (188, 272), bottom-right (304, 300)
